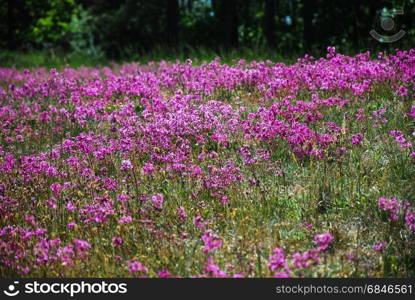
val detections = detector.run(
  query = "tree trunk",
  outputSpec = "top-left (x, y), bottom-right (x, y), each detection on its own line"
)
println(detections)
top-left (166, 0), bottom-right (179, 46)
top-left (225, 0), bottom-right (238, 49)
top-left (302, 0), bottom-right (313, 54)
top-left (352, 1), bottom-right (361, 50)
top-left (7, 0), bottom-right (15, 49)
top-left (264, 0), bottom-right (276, 49)
top-left (187, 0), bottom-right (193, 13)
top-left (214, 0), bottom-right (238, 50)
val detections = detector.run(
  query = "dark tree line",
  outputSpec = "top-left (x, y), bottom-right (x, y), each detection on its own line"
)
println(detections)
top-left (1, 0), bottom-right (414, 58)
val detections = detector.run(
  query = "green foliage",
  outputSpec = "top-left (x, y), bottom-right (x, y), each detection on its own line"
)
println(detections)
top-left (67, 5), bottom-right (103, 58)
top-left (31, 0), bottom-right (76, 47)
top-left (1, 0), bottom-right (415, 60)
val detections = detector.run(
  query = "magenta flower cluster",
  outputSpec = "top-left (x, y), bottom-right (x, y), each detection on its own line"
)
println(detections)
top-left (268, 233), bottom-right (333, 278)
top-left (377, 197), bottom-right (415, 232)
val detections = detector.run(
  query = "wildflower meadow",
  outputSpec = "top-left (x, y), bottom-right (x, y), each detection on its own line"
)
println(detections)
top-left (1, 47), bottom-right (415, 278)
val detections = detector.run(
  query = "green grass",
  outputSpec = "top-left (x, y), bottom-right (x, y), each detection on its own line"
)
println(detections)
top-left (0, 47), bottom-right (296, 70)
top-left (0, 50), bottom-right (107, 69)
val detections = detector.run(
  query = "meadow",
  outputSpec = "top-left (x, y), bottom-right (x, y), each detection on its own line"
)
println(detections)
top-left (0, 47), bottom-right (415, 278)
